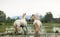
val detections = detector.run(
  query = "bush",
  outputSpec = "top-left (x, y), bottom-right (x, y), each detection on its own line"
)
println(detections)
top-left (0, 23), bottom-right (2, 25)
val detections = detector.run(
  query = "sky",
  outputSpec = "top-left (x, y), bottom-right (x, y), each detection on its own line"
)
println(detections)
top-left (0, 0), bottom-right (60, 18)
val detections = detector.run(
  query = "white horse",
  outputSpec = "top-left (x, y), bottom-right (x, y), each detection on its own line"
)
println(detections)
top-left (31, 14), bottom-right (42, 34)
top-left (13, 13), bottom-right (27, 33)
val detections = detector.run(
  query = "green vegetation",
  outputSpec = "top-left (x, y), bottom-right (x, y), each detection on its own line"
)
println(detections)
top-left (0, 10), bottom-right (60, 33)
top-left (0, 23), bottom-right (13, 32)
top-left (0, 23), bottom-right (60, 33)
top-left (42, 12), bottom-right (53, 23)
top-left (43, 23), bottom-right (60, 33)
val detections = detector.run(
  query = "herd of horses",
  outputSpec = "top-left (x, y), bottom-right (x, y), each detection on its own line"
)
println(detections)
top-left (13, 13), bottom-right (42, 34)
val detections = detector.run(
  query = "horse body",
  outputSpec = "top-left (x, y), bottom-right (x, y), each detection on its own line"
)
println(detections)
top-left (33, 20), bottom-right (42, 28)
top-left (13, 18), bottom-right (27, 34)
top-left (31, 14), bottom-right (42, 35)
top-left (14, 18), bottom-right (27, 27)
top-left (20, 18), bottom-right (27, 26)
top-left (14, 19), bottom-right (21, 28)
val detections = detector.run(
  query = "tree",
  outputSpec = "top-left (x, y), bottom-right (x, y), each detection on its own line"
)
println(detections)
top-left (0, 10), bottom-right (6, 22)
top-left (44, 12), bottom-right (53, 22)
top-left (6, 17), bottom-right (11, 23)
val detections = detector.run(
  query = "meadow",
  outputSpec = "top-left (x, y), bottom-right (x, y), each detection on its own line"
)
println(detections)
top-left (0, 23), bottom-right (60, 33)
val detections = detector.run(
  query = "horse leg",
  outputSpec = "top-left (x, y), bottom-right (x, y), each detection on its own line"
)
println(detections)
top-left (24, 26), bottom-right (28, 34)
top-left (14, 25), bottom-right (18, 34)
top-left (21, 25), bottom-right (27, 35)
top-left (34, 23), bottom-right (40, 37)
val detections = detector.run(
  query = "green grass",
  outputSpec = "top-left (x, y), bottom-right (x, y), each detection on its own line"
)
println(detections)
top-left (0, 23), bottom-right (13, 32)
top-left (43, 23), bottom-right (60, 33)
top-left (0, 23), bottom-right (60, 33)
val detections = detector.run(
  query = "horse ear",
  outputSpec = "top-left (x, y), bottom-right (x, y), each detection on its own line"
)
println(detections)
top-left (23, 13), bottom-right (26, 16)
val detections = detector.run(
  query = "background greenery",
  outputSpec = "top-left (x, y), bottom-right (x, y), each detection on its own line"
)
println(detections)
top-left (0, 10), bottom-right (60, 33)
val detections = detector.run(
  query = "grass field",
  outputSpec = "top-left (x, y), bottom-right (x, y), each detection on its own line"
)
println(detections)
top-left (0, 23), bottom-right (60, 33)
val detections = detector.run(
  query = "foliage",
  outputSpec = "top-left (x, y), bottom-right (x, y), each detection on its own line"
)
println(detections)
top-left (0, 10), bottom-right (6, 22)
top-left (42, 12), bottom-right (53, 23)
top-left (53, 18), bottom-right (60, 23)
top-left (0, 10), bottom-right (60, 23)
top-left (6, 17), bottom-right (11, 23)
